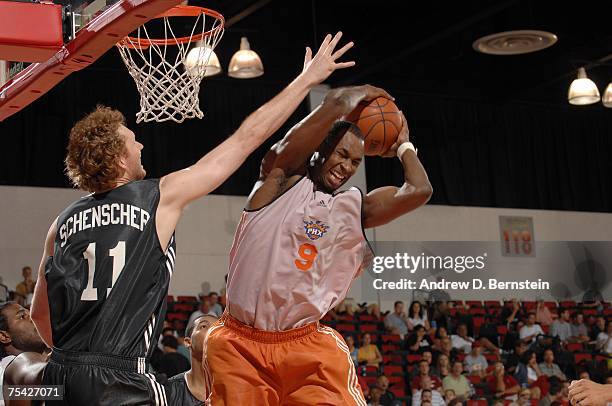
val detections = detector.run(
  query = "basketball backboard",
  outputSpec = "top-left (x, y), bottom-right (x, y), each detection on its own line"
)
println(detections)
top-left (0, 0), bottom-right (186, 121)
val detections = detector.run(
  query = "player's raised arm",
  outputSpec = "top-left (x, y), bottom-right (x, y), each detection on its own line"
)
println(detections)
top-left (155, 33), bottom-right (355, 244)
top-left (363, 113), bottom-right (433, 228)
top-left (30, 219), bottom-right (56, 348)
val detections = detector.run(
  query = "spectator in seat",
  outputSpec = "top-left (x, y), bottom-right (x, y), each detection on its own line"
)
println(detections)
top-left (432, 302), bottom-right (452, 332)
top-left (345, 334), bottom-right (359, 367)
top-left (488, 361), bottom-right (521, 400)
top-left (463, 341), bottom-right (487, 376)
top-left (186, 299), bottom-right (216, 332)
top-left (510, 388), bottom-right (533, 406)
top-left (432, 326), bottom-right (449, 353)
top-left (407, 325), bottom-right (433, 353)
top-left (539, 377), bottom-right (564, 406)
top-left (157, 335), bottom-right (191, 379)
top-left (408, 301), bottom-right (430, 330)
top-left (431, 353), bottom-right (450, 380)
top-left (452, 323), bottom-right (498, 353)
top-left (376, 374), bottom-right (400, 406)
top-left (535, 300), bottom-right (553, 327)
top-left (412, 359), bottom-right (443, 390)
top-left (14, 266), bottom-right (36, 307)
top-left (590, 316), bottom-right (606, 341)
top-left (368, 386), bottom-right (383, 406)
top-left (538, 349), bottom-right (567, 381)
top-left (514, 350), bottom-right (543, 388)
top-left (571, 314), bottom-right (590, 344)
top-left (520, 312), bottom-right (544, 346)
top-left (578, 371), bottom-right (590, 380)
top-left (442, 360), bottom-right (472, 400)
top-left (412, 377), bottom-right (445, 406)
top-left (358, 333), bottom-right (383, 368)
top-left (443, 388), bottom-right (456, 404)
top-left (447, 399), bottom-right (463, 406)
top-left (207, 292), bottom-right (223, 317)
top-left (595, 320), bottom-right (611, 354)
top-left (0, 276), bottom-right (8, 303)
top-left (384, 301), bottom-right (413, 338)
top-left (506, 340), bottom-right (528, 375)
top-left (550, 309), bottom-right (572, 343)
top-left (501, 299), bottom-right (526, 327)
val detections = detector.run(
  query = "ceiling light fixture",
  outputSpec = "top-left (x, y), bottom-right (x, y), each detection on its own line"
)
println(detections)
top-left (568, 67), bottom-right (600, 105)
top-left (184, 41), bottom-right (222, 77)
top-left (228, 37), bottom-right (264, 79)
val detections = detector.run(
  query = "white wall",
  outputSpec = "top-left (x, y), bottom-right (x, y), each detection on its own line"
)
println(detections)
top-left (1, 186), bottom-right (611, 308)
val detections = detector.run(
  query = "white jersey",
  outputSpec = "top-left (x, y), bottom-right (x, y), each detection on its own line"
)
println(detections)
top-left (226, 176), bottom-right (373, 331)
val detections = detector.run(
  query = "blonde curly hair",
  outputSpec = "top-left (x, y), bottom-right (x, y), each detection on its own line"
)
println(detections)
top-left (65, 106), bottom-right (126, 193)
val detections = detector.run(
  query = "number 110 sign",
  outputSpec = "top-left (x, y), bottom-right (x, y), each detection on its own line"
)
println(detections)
top-left (499, 216), bottom-right (535, 257)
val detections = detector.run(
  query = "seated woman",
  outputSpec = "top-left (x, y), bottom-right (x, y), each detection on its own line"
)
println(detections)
top-left (407, 325), bottom-right (434, 353)
top-left (408, 301), bottom-right (431, 331)
top-left (357, 333), bottom-right (383, 368)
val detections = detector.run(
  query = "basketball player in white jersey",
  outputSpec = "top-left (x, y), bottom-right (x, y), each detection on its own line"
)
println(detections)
top-left (203, 82), bottom-right (433, 404)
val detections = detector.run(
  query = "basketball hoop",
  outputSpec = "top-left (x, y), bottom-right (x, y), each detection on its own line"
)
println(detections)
top-left (116, 5), bottom-right (224, 123)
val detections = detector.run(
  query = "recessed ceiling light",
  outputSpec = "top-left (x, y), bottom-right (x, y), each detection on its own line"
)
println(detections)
top-left (473, 30), bottom-right (558, 55)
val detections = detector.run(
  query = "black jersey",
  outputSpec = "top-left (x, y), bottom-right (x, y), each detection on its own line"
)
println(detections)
top-left (165, 373), bottom-right (205, 406)
top-left (45, 179), bottom-right (176, 358)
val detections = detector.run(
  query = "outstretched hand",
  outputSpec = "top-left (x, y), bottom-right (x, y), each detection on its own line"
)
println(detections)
top-left (301, 32), bottom-right (355, 86)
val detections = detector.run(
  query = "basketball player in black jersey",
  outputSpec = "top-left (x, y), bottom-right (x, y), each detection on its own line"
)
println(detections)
top-left (29, 32), bottom-right (356, 405)
top-left (165, 315), bottom-right (217, 405)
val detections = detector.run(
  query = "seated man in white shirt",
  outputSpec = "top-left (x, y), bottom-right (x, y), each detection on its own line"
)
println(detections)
top-left (519, 313), bottom-right (544, 346)
top-left (412, 376), bottom-right (446, 406)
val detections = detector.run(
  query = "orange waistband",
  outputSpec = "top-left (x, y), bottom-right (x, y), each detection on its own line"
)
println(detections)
top-left (220, 312), bottom-right (318, 344)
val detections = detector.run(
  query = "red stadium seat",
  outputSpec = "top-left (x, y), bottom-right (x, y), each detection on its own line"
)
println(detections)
top-left (469, 308), bottom-right (486, 316)
top-left (384, 365), bottom-right (404, 375)
top-left (384, 355), bottom-right (403, 365)
top-left (389, 386), bottom-right (405, 398)
top-left (473, 316), bottom-right (486, 331)
top-left (388, 376), bottom-right (403, 385)
top-left (362, 376), bottom-right (377, 387)
top-left (466, 300), bottom-right (483, 308)
top-left (485, 300), bottom-right (501, 308)
top-left (382, 334), bottom-right (402, 343)
top-left (566, 343), bottom-right (584, 353)
top-left (485, 353), bottom-right (499, 363)
top-left (497, 325), bottom-right (508, 335)
top-left (360, 324), bottom-right (378, 332)
top-left (166, 295), bottom-right (174, 302)
top-left (406, 354), bottom-right (422, 364)
top-left (582, 309), bottom-right (597, 316)
top-left (468, 375), bottom-right (481, 385)
top-left (544, 301), bottom-right (557, 310)
top-left (467, 400), bottom-right (487, 406)
top-left (523, 301), bottom-right (536, 310)
top-left (177, 295), bottom-right (198, 302)
top-left (336, 323), bottom-right (356, 332)
top-left (382, 344), bottom-right (400, 353)
top-left (605, 308), bottom-right (612, 316)
top-left (360, 365), bottom-right (379, 375)
top-left (574, 353), bottom-right (593, 364)
top-left (542, 324), bottom-right (550, 334)
top-left (456, 353), bottom-right (466, 362)
top-left (560, 301), bottom-right (576, 308)
top-left (166, 312), bottom-right (185, 322)
top-left (359, 314), bottom-right (377, 322)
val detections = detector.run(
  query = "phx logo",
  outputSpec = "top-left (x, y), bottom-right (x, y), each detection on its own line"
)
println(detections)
top-left (303, 220), bottom-right (330, 241)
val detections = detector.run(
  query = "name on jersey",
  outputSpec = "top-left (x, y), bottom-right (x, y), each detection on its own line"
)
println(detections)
top-left (303, 220), bottom-right (329, 241)
top-left (59, 203), bottom-right (151, 247)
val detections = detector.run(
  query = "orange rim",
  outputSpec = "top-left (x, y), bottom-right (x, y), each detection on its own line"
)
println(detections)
top-left (118, 5), bottom-right (224, 49)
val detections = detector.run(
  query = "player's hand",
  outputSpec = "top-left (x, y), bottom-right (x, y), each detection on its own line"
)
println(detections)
top-left (333, 84), bottom-right (394, 117)
top-left (569, 380), bottom-right (611, 406)
top-left (300, 32), bottom-right (355, 86)
top-left (381, 112), bottom-right (410, 158)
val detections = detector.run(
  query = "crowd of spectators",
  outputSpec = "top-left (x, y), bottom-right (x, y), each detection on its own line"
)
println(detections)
top-left (325, 299), bottom-right (611, 406)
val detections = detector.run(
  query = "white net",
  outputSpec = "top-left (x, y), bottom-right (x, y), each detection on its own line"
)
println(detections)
top-left (116, 7), bottom-right (224, 123)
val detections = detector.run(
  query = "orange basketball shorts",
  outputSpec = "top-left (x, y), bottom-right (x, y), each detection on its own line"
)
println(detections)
top-left (202, 313), bottom-right (366, 406)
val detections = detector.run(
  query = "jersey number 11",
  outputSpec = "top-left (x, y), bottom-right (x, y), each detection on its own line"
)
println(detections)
top-left (81, 241), bottom-right (126, 301)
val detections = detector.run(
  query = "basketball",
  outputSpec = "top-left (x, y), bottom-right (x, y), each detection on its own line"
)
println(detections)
top-left (347, 97), bottom-right (403, 156)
